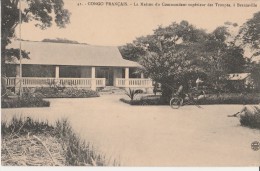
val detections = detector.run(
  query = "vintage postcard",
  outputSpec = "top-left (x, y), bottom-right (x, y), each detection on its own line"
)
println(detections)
top-left (1, 0), bottom-right (260, 169)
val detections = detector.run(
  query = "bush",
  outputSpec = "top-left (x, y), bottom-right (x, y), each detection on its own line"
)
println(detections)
top-left (125, 88), bottom-right (141, 101)
top-left (120, 95), bottom-right (164, 105)
top-left (2, 116), bottom-right (116, 166)
top-left (35, 87), bottom-right (100, 98)
top-left (198, 93), bottom-right (260, 105)
top-left (1, 91), bottom-right (50, 108)
top-left (120, 93), bottom-right (260, 106)
top-left (240, 108), bottom-right (260, 129)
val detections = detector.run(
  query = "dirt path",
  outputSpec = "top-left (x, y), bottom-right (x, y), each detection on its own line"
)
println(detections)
top-left (2, 95), bottom-right (260, 166)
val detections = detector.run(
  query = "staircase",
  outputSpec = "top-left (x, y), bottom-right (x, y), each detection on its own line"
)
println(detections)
top-left (98, 86), bottom-right (126, 95)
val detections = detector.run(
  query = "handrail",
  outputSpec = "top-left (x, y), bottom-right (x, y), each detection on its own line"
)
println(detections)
top-left (115, 78), bottom-right (153, 88)
top-left (5, 77), bottom-right (106, 88)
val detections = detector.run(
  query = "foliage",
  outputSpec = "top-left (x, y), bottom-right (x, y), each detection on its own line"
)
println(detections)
top-left (198, 93), bottom-right (260, 104)
top-left (54, 119), bottom-right (107, 166)
top-left (138, 21), bottom-right (209, 87)
top-left (35, 87), bottom-right (100, 98)
top-left (2, 117), bottom-right (113, 166)
top-left (125, 88), bottom-right (141, 101)
top-left (119, 43), bottom-right (146, 61)
top-left (121, 95), bottom-right (164, 105)
top-left (1, 89), bottom-right (50, 108)
top-left (4, 48), bottom-right (30, 61)
top-left (120, 20), bottom-right (246, 98)
top-left (1, 116), bottom-right (54, 136)
top-left (1, 0), bottom-right (71, 81)
top-left (240, 106), bottom-right (260, 129)
top-left (120, 93), bottom-right (260, 106)
top-left (237, 11), bottom-right (260, 57)
top-left (244, 62), bottom-right (260, 91)
top-left (2, 0), bottom-right (70, 47)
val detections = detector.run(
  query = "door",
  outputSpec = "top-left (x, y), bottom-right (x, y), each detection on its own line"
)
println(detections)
top-left (102, 68), bottom-right (113, 86)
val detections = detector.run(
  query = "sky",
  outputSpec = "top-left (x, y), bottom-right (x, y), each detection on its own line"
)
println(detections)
top-left (17, 0), bottom-right (260, 46)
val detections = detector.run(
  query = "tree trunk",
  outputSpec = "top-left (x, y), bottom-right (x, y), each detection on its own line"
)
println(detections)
top-left (1, 43), bottom-right (7, 96)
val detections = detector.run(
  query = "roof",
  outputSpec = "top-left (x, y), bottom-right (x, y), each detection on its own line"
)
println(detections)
top-left (6, 40), bottom-right (140, 67)
top-left (227, 73), bottom-right (251, 80)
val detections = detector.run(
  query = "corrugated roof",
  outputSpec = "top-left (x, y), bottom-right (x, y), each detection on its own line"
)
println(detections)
top-left (227, 73), bottom-right (251, 80)
top-left (6, 40), bottom-right (140, 67)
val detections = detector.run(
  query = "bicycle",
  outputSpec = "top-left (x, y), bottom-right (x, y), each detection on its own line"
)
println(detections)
top-left (170, 90), bottom-right (204, 109)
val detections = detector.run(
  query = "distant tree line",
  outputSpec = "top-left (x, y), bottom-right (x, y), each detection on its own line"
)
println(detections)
top-left (42, 38), bottom-right (88, 45)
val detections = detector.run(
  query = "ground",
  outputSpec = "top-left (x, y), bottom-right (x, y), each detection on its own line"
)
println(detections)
top-left (1, 95), bottom-right (260, 166)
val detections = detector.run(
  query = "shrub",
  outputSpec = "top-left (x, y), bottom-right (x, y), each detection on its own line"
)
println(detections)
top-left (35, 87), bottom-right (100, 98)
top-left (120, 93), bottom-right (260, 106)
top-left (1, 90), bottom-right (50, 108)
top-left (120, 95), bottom-right (164, 105)
top-left (125, 88), bottom-right (141, 101)
top-left (198, 93), bottom-right (260, 105)
top-left (240, 107), bottom-right (260, 129)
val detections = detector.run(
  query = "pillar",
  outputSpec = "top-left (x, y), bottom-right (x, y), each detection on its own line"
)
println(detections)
top-left (55, 66), bottom-right (60, 78)
top-left (91, 67), bottom-right (96, 90)
top-left (125, 67), bottom-right (129, 88)
top-left (141, 72), bottom-right (144, 79)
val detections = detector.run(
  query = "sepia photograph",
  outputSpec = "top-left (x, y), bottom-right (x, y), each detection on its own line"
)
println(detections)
top-left (1, 0), bottom-right (260, 169)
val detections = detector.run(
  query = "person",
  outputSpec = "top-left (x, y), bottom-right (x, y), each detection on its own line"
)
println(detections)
top-left (175, 84), bottom-right (183, 96)
top-left (228, 103), bottom-right (260, 117)
top-left (153, 82), bottom-right (161, 95)
top-left (173, 84), bottom-right (186, 106)
top-left (196, 77), bottom-right (203, 90)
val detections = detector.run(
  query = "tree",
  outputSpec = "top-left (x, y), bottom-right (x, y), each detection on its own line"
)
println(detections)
top-left (222, 46), bottom-right (245, 73)
top-left (1, 0), bottom-right (70, 95)
top-left (192, 25), bottom-right (245, 91)
top-left (237, 11), bottom-right (260, 58)
top-left (119, 43), bottom-right (146, 61)
top-left (135, 21), bottom-right (210, 100)
top-left (121, 21), bottom-right (245, 97)
top-left (250, 63), bottom-right (260, 91)
top-left (237, 12), bottom-right (260, 92)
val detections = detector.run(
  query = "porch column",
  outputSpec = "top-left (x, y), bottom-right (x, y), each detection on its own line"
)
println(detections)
top-left (125, 67), bottom-right (129, 87)
top-left (55, 66), bottom-right (60, 78)
top-left (141, 72), bottom-right (144, 79)
top-left (91, 67), bottom-right (96, 90)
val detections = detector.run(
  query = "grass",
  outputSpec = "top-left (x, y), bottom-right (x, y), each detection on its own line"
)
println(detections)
top-left (1, 116), bottom-right (119, 166)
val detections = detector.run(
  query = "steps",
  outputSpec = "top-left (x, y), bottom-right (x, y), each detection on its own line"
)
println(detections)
top-left (98, 86), bottom-right (126, 95)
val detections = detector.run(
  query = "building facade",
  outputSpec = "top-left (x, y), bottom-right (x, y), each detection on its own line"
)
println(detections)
top-left (5, 41), bottom-right (153, 91)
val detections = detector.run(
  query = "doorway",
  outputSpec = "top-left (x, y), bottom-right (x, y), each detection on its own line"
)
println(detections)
top-left (97, 67), bottom-right (113, 86)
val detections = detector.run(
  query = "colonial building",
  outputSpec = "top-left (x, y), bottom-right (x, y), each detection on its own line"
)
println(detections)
top-left (5, 41), bottom-right (153, 91)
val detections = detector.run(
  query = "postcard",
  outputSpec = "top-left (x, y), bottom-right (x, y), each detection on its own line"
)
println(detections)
top-left (1, 0), bottom-right (260, 169)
